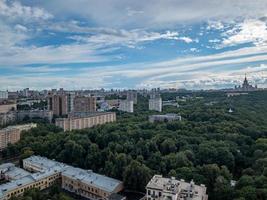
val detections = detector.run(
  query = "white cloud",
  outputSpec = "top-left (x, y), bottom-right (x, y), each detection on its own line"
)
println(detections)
top-left (222, 19), bottom-right (267, 47)
top-left (0, 0), bottom-right (53, 22)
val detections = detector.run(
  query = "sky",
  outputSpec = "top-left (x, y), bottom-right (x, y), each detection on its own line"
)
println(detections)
top-left (0, 0), bottom-right (267, 90)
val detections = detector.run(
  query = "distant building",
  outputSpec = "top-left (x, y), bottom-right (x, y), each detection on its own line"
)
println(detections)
top-left (17, 110), bottom-right (53, 123)
top-left (146, 175), bottom-right (208, 200)
top-left (119, 100), bottom-right (134, 113)
top-left (127, 91), bottom-right (137, 104)
top-left (55, 112), bottom-right (116, 131)
top-left (149, 97), bottom-right (162, 112)
top-left (0, 102), bottom-right (17, 114)
top-left (235, 75), bottom-right (258, 91)
top-left (0, 123), bottom-right (37, 150)
top-left (106, 100), bottom-right (120, 109)
top-left (74, 96), bottom-right (96, 113)
top-left (149, 114), bottom-right (181, 123)
top-left (0, 155), bottom-right (124, 200)
top-left (0, 112), bottom-right (16, 127)
top-left (47, 93), bottom-right (74, 116)
top-left (0, 91), bottom-right (8, 100)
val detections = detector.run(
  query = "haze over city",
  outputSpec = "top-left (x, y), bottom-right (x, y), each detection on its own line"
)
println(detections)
top-left (1, 0), bottom-right (267, 90)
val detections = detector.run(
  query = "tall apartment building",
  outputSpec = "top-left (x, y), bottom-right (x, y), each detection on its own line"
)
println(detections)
top-left (74, 96), bottom-right (96, 112)
top-left (0, 156), bottom-right (123, 200)
top-left (118, 100), bottom-right (134, 113)
top-left (48, 93), bottom-right (75, 116)
top-left (0, 124), bottom-right (37, 150)
top-left (55, 112), bottom-right (116, 131)
top-left (146, 175), bottom-right (208, 200)
top-left (126, 91), bottom-right (137, 104)
top-left (149, 97), bottom-right (162, 112)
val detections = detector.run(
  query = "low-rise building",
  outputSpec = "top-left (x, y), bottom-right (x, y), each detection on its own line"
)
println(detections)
top-left (149, 114), bottom-right (181, 123)
top-left (55, 112), bottom-right (116, 131)
top-left (17, 110), bottom-right (53, 123)
top-left (118, 100), bottom-right (134, 113)
top-left (0, 112), bottom-right (16, 127)
top-left (0, 156), bottom-right (124, 200)
top-left (62, 166), bottom-right (123, 200)
top-left (0, 103), bottom-right (16, 114)
top-left (146, 175), bottom-right (208, 200)
top-left (0, 124), bottom-right (37, 150)
top-left (0, 91), bottom-right (8, 100)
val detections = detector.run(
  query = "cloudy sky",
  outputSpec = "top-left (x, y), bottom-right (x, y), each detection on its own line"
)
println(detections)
top-left (1, 0), bottom-right (267, 90)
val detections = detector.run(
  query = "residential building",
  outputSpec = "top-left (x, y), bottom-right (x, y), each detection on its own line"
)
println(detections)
top-left (0, 156), bottom-right (123, 200)
top-left (17, 110), bottom-right (53, 123)
top-left (118, 100), bottom-right (134, 113)
top-left (146, 175), bottom-right (208, 200)
top-left (0, 91), bottom-right (8, 100)
top-left (55, 112), bottom-right (116, 131)
top-left (149, 114), bottom-right (181, 123)
top-left (47, 93), bottom-right (74, 116)
top-left (0, 112), bottom-right (16, 127)
top-left (74, 96), bottom-right (96, 112)
top-left (0, 103), bottom-right (16, 114)
top-left (126, 91), bottom-right (137, 104)
top-left (62, 166), bottom-right (123, 200)
top-left (149, 97), bottom-right (162, 112)
top-left (0, 124), bottom-right (37, 150)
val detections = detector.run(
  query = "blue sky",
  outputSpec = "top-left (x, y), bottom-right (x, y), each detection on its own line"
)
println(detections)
top-left (0, 0), bottom-right (267, 90)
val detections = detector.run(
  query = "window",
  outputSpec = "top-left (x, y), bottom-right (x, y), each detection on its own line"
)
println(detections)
top-left (148, 190), bottom-right (151, 195)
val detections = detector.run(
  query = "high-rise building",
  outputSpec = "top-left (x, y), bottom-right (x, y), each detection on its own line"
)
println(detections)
top-left (127, 91), bottom-right (137, 104)
top-left (146, 175), bottom-right (208, 200)
top-left (149, 96), bottom-right (162, 112)
top-left (118, 100), bottom-right (134, 113)
top-left (48, 93), bottom-right (74, 116)
top-left (74, 96), bottom-right (96, 113)
top-left (235, 75), bottom-right (258, 91)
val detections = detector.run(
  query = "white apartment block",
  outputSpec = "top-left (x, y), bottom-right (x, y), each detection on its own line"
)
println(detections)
top-left (146, 175), bottom-right (208, 200)
top-left (118, 100), bottom-right (134, 113)
top-left (149, 98), bottom-right (162, 112)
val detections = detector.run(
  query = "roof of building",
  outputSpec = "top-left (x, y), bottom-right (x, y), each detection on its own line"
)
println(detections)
top-left (62, 166), bottom-right (122, 193)
top-left (56, 112), bottom-right (115, 121)
top-left (146, 175), bottom-right (207, 200)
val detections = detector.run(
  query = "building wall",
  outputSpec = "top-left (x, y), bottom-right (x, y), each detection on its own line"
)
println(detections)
top-left (0, 112), bottom-right (16, 127)
top-left (74, 97), bottom-right (96, 113)
top-left (0, 91), bottom-right (8, 100)
top-left (118, 100), bottom-right (134, 113)
top-left (17, 110), bottom-right (53, 123)
top-left (0, 104), bottom-right (17, 114)
top-left (0, 124), bottom-right (37, 150)
top-left (149, 98), bottom-right (162, 112)
top-left (55, 113), bottom-right (116, 131)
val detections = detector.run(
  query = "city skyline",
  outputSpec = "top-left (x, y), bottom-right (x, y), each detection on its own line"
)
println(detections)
top-left (1, 0), bottom-right (267, 90)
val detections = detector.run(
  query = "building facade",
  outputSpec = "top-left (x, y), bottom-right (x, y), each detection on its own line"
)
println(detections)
top-left (0, 124), bottom-right (37, 150)
top-left (146, 175), bottom-right (208, 200)
top-left (0, 91), bottom-right (8, 100)
top-left (0, 156), bottom-right (124, 200)
top-left (118, 100), bottom-right (134, 113)
top-left (149, 114), bottom-right (181, 123)
top-left (16, 110), bottom-right (53, 123)
top-left (149, 97), bottom-right (162, 112)
top-left (74, 96), bottom-right (96, 113)
top-left (126, 91), bottom-right (137, 104)
top-left (55, 112), bottom-right (116, 131)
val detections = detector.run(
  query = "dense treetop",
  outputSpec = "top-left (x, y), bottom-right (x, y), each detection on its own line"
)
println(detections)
top-left (2, 91), bottom-right (267, 200)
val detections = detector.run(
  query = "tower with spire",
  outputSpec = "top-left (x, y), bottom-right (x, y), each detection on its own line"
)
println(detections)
top-left (235, 74), bottom-right (257, 91)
